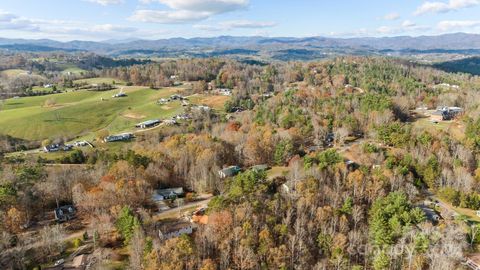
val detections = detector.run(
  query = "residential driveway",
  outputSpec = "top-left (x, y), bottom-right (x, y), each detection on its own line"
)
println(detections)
top-left (153, 195), bottom-right (213, 220)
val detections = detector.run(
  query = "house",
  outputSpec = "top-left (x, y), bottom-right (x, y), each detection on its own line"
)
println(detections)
top-left (151, 191), bottom-right (172, 211)
top-left (158, 222), bottom-right (196, 241)
top-left (173, 114), bottom-right (191, 120)
top-left (135, 119), bottom-right (161, 129)
top-left (430, 106), bottom-right (463, 122)
top-left (435, 83), bottom-right (460, 89)
top-left (112, 93), bottom-right (127, 98)
top-left (157, 98), bottom-right (170, 104)
top-left (216, 88), bottom-right (232, 96)
top-left (74, 141), bottom-right (90, 147)
top-left (193, 105), bottom-right (211, 112)
top-left (170, 94), bottom-right (186, 101)
top-left (345, 160), bottom-right (357, 170)
top-left (155, 187), bottom-right (185, 201)
top-left (419, 205), bottom-right (441, 223)
top-left (104, 133), bottom-right (133, 143)
top-left (54, 205), bottom-right (76, 222)
top-left (163, 119), bottom-right (177, 126)
top-left (218, 166), bottom-right (241, 178)
top-left (43, 144), bottom-right (73, 153)
top-left (44, 144), bottom-right (61, 153)
top-left (231, 107), bottom-right (244, 113)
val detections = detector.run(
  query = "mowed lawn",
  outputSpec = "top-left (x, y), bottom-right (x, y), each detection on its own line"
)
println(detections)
top-left (0, 87), bottom-right (185, 141)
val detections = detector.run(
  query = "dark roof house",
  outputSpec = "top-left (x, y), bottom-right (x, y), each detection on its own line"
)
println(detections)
top-left (104, 133), bottom-right (133, 143)
top-left (54, 205), bottom-right (76, 222)
top-left (154, 187), bottom-right (185, 201)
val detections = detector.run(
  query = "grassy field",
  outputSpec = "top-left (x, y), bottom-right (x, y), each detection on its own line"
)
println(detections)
top-left (74, 77), bottom-right (125, 85)
top-left (0, 69), bottom-right (29, 77)
top-left (61, 66), bottom-right (87, 75)
top-left (413, 117), bottom-right (466, 141)
top-left (32, 86), bottom-right (56, 93)
top-left (0, 86), bottom-right (189, 141)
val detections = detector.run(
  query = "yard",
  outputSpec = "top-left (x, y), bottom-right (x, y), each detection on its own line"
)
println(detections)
top-left (412, 117), bottom-right (466, 141)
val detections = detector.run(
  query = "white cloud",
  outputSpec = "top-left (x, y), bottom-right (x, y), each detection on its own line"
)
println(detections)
top-left (437, 20), bottom-right (480, 31)
top-left (85, 0), bottom-right (124, 6)
top-left (0, 10), bottom-right (166, 41)
top-left (383, 12), bottom-right (400, 20)
top-left (402, 20), bottom-right (416, 28)
top-left (376, 26), bottom-right (394, 34)
top-left (130, 10), bottom-right (211, 23)
top-left (91, 24), bottom-right (137, 32)
top-left (0, 10), bottom-right (39, 31)
top-left (222, 20), bottom-right (276, 29)
top-left (414, 0), bottom-right (480, 15)
top-left (131, 0), bottom-right (249, 24)
top-left (140, 0), bottom-right (248, 13)
top-left (194, 20), bottom-right (276, 31)
top-left (376, 21), bottom-right (429, 35)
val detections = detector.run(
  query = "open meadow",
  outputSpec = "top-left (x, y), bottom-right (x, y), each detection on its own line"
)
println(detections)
top-left (0, 85), bottom-right (197, 141)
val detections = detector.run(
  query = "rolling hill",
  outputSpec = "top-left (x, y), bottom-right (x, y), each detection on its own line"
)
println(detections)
top-left (0, 86), bottom-right (189, 141)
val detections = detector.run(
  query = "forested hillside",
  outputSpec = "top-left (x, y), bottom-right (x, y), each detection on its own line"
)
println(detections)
top-left (2, 56), bottom-right (480, 269)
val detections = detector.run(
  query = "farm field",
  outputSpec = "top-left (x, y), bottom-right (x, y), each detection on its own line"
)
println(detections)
top-left (0, 86), bottom-right (199, 141)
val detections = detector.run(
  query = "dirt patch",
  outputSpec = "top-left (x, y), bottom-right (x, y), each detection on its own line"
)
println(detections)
top-left (42, 104), bottom-right (64, 109)
top-left (161, 105), bottom-right (172, 110)
top-left (122, 112), bottom-right (145, 119)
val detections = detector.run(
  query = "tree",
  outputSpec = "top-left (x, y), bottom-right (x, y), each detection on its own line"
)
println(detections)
top-left (5, 207), bottom-right (27, 233)
top-left (373, 250), bottom-right (390, 270)
top-left (116, 206), bottom-right (140, 245)
top-left (369, 192), bottom-right (425, 247)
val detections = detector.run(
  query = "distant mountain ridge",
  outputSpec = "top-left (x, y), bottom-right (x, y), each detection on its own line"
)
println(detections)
top-left (2, 33), bottom-right (480, 58)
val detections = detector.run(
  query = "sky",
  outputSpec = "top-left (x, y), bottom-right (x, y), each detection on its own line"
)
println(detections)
top-left (1, 0), bottom-right (480, 41)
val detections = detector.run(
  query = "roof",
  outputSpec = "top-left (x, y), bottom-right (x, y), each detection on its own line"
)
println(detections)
top-left (136, 119), bottom-right (160, 126)
top-left (157, 220), bottom-right (195, 234)
top-left (220, 166), bottom-right (240, 173)
top-left (157, 187), bottom-right (184, 197)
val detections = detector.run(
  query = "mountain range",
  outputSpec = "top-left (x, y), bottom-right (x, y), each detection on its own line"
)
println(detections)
top-left (1, 33), bottom-right (480, 60)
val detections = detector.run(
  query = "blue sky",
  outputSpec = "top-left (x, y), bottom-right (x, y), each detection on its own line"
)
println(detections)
top-left (1, 0), bottom-right (480, 41)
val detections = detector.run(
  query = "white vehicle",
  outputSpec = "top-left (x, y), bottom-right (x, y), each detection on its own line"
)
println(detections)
top-left (54, 259), bottom-right (65, 266)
